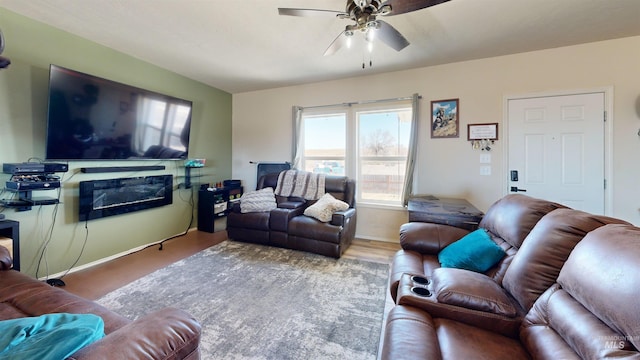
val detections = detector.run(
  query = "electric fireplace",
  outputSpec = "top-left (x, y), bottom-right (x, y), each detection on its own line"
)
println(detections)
top-left (79, 175), bottom-right (173, 221)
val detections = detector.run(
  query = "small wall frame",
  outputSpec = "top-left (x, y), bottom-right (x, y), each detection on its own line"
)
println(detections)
top-left (468, 123), bottom-right (498, 151)
top-left (468, 123), bottom-right (498, 141)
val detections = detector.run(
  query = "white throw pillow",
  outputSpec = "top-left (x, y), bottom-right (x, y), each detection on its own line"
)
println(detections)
top-left (240, 187), bottom-right (277, 213)
top-left (303, 193), bottom-right (349, 222)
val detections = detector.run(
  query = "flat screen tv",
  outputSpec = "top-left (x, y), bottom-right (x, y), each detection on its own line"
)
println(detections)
top-left (45, 65), bottom-right (192, 160)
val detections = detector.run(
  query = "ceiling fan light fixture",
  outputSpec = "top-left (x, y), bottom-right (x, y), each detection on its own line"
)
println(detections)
top-left (365, 27), bottom-right (375, 42)
top-left (279, 0), bottom-right (450, 57)
top-left (345, 30), bottom-right (355, 48)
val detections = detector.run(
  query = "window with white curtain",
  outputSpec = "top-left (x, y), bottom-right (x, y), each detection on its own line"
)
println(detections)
top-left (299, 100), bottom-right (413, 206)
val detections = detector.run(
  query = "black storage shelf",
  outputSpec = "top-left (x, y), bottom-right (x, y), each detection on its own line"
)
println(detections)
top-left (1, 164), bottom-right (65, 212)
top-left (198, 186), bottom-right (243, 233)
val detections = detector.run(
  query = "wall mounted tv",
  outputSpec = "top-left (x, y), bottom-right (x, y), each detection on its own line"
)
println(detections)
top-left (45, 65), bottom-right (192, 160)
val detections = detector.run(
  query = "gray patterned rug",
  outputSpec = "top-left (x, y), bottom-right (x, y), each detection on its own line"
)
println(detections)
top-left (97, 240), bottom-right (390, 360)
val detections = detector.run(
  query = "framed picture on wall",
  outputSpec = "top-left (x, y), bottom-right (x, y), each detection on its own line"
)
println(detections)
top-left (468, 123), bottom-right (499, 140)
top-left (431, 98), bottom-right (459, 138)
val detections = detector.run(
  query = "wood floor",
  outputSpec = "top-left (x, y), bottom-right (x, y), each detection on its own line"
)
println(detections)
top-left (61, 230), bottom-right (401, 301)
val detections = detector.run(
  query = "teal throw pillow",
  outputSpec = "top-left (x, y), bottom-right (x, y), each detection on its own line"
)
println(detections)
top-left (0, 313), bottom-right (105, 360)
top-left (438, 229), bottom-right (506, 273)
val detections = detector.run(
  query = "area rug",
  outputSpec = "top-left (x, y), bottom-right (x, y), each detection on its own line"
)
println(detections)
top-left (97, 241), bottom-right (390, 360)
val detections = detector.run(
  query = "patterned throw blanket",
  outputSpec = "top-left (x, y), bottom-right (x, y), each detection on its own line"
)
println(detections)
top-left (274, 170), bottom-right (325, 200)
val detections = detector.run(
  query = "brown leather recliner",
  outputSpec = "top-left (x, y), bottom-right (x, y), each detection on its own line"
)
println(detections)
top-left (226, 172), bottom-right (357, 258)
top-left (394, 207), bottom-right (630, 337)
top-left (0, 247), bottom-right (201, 359)
top-left (227, 173), bottom-right (306, 246)
top-left (382, 223), bottom-right (640, 359)
top-left (389, 194), bottom-right (567, 302)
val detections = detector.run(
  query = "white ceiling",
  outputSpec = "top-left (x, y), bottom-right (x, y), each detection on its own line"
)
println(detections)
top-left (2, 0), bottom-right (640, 94)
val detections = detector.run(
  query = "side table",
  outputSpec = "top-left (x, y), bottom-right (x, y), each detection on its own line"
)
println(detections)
top-left (198, 188), bottom-right (229, 233)
top-left (0, 220), bottom-right (19, 271)
top-left (408, 195), bottom-right (483, 231)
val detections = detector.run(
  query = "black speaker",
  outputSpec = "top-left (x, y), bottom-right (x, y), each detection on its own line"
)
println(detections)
top-left (80, 165), bottom-right (166, 173)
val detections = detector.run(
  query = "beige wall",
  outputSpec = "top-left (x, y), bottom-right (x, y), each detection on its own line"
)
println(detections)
top-left (233, 36), bottom-right (640, 242)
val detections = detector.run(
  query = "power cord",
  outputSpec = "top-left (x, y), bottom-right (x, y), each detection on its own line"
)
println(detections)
top-left (34, 202), bottom-right (59, 280)
top-left (54, 218), bottom-right (90, 284)
top-left (156, 182), bottom-right (195, 250)
top-left (33, 169), bottom-right (67, 284)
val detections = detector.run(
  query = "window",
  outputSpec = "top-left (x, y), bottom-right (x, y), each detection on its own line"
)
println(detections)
top-left (357, 107), bottom-right (411, 203)
top-left (299, 102), bottom-right (412, 206)
top-left (300, 112), bottom-right (346, 176)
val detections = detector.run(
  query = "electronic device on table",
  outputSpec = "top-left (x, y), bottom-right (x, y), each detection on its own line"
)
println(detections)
top-left (1, 162), bottom-right (68, 211)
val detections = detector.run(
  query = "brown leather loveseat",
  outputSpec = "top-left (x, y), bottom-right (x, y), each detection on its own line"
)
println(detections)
top-left (382, 194), bottom-right (639, 359)
top-left (0, 247), bottom-right (201, 359)
top-left (227, 172), bottom-right (356, 258)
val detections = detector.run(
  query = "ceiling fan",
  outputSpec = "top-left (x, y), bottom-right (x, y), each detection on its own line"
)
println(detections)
top-left (278, 0), bottom-right (450, 56)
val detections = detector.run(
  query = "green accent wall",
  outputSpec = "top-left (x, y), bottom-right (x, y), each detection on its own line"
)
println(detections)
top-left (0, 8), bottom-right (232, 277)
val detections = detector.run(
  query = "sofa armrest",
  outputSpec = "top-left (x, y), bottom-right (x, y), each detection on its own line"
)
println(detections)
top-left (396, 272), bottom-right (523, 337)
top-left (399, 222), bottom-right (470, 255)
top-left (330, 208), bottom-right (356, 227)
top-left (0, 245), bottom-right (12, 270)
top-left (432, 268), bottom-right (517, 317)
top-left (70, 308), bottom-right (201, 360)
top-left (381, 305), bottom-right (441, 360)
top-left (277, 201), bottom-right (306, 210)
top-left (270, 206), bottom-right (306, 232)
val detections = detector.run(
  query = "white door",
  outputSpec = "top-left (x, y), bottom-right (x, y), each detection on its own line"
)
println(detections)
top-left (507, 92), bottom-right (605, 213)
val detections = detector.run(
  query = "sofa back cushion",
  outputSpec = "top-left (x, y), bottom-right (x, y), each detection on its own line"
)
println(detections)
top-left (479, 194), bottom-right (567, 250)
top-left (258, 172), bottom-right (355, 208)
top-left (479, 195), bottom-right (567, 284)
top-left (502, 209), bottom-right (630, 311)
top-left (324, 176), bottom-right (355, 207)
top-left (521, 224), bottom-right (640, 358)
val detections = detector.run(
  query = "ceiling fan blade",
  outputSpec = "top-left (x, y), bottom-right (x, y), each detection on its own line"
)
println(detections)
top-left (375, 20), bottom-right (409, 51)
top-left (382, 0), bottom-right (450, 16)
top-left (324, 30), bottom-right (349, 56)
top-left (278, 8), bottom-right (345, 17)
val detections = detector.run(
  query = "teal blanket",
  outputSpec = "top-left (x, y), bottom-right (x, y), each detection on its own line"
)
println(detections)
top-left (0, 313), bottom-right (105, 360)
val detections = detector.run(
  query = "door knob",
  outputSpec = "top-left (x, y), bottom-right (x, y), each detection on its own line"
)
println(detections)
top-left (510, 186), bottom-right (527, 192)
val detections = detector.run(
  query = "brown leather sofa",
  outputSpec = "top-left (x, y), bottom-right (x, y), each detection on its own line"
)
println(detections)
top-left (389, 194), bottom-right (568, 303)
top-left (226, 172), bottom-right (356, 258)
top-left (0, 247), bottom-right (201, 359)
top-left (383, 195), bottom-right (640, 359)
top-left (382, 223), bottom-right (640, 359)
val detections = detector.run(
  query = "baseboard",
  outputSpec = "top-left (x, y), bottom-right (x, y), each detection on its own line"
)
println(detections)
top-left (40, 227), bottom-right (197, 281)
top-left (355, 234), bottom-right (398, 243)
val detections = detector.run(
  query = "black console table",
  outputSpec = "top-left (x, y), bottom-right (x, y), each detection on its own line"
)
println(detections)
top-left (0, 220), bottom-right (20, 271)
top-left (408, 195), bottom-right (483, 231)
top-left (198, 188), bottom-right (230, 233)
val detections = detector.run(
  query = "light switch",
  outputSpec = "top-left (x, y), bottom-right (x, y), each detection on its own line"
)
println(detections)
top-left (479, 153), bottom-right (491, 164)
top-left (480, 166), bottom-right (491, 176)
